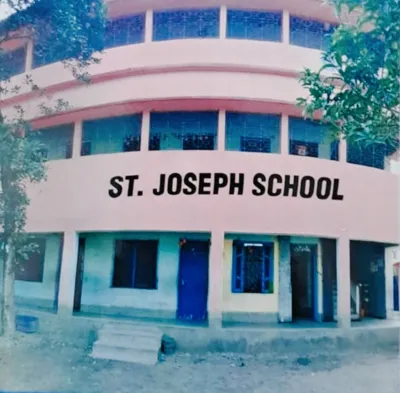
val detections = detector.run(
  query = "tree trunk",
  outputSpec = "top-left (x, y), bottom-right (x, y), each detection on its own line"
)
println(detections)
top-left (1, 237), bottom-right (16, 337)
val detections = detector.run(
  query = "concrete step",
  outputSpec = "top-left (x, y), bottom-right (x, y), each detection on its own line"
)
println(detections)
top-left (90, 345), bottom-right (160, 365)
top-left (100, 323), bottom-right (163, 338)
top-left (94, 335), bottom-right (161, 351)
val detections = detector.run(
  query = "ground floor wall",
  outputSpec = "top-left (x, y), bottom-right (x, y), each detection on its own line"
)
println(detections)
top-left (14, 234), bottom-right (62, 311)
top-left (80, 232), bottom-right (208, 319)
top-left (8, 230), bottom-right (397, 328)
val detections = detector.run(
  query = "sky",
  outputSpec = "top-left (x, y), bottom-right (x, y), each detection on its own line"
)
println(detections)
top-left (0, 2), bottom-right (13, 20)
top-left (0, 0), bottom-right (34, 21)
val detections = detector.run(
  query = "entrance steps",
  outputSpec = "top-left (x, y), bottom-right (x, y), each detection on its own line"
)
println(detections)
top-left (90, 322), bottom-right (163, 365)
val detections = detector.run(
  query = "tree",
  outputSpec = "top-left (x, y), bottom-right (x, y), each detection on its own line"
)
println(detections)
top-left (298, 0), bottom-right (400, 150)
top-left (0, 0), bottom-right (106, 337)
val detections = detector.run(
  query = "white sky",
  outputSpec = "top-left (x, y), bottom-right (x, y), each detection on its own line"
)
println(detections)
top-left (0, 2), bottom-right (13, 20)
top-left (0, 0), bottom-right (34, 21)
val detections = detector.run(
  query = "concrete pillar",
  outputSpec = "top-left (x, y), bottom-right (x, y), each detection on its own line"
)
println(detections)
top-left (219, 6), bottom-right (228, 38)
top-left (145, 10), bottom-right (153, 43)
top-left (282, 10), bottom-right (290, 45)
top-left (72, 121), bottom-right (82, 158)
top-left (57, 231), bottom-right (79, 315)
top-left (339, 134), bottom-right (347, 163)
top-left (217, 110), bottom-right (226, 151)
top-left (316, 240), bottom-right (324, 321)
top-left (141, 111), bottom-right (150, 151)
top-left (208, 230), bottom-right (225, 328)
top-left (25, 40), bottom-right (34, 72)
top-left (385, 246), bottom-right (397, 318)
top-left (336, 233), bottom-right (351, 328)
top-left (280, 115), bottom-right (289, 155)
top-left (278, 236), bottom-right (292, 323)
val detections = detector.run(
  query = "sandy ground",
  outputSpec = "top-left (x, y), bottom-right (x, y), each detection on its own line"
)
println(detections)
top-left (0, 334), bottom-right (399, 393)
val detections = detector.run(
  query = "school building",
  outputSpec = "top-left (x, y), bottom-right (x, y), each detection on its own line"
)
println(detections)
top-left (1, 0), bottom-right (399, 330)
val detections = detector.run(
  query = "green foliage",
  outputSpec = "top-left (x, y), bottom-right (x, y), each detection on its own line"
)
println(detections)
top-left (0, 0), bottom-right (106, 83)
top-left (0, 1), bottom-right (106, 335)
top-left (0, 0), bottom-right (107, 241)
top-left (0, 119), bottom-right (46, 241)
top-left (298, 0), bottom-right (400, 149)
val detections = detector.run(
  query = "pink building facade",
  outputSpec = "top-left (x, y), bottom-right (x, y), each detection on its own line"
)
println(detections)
top-left (1, 0), bottom-right (399, 328)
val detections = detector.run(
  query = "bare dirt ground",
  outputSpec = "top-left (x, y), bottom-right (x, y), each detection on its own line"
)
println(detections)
top-left (0, 334), bottom-right (399, 393)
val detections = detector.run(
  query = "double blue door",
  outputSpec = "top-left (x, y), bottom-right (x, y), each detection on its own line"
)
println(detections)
top-left (177, 240), bottom-right (209, 322)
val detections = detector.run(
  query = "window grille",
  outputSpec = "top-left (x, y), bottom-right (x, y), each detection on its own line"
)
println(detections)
top-left (29, 124), bottom-right (74, 161)
top-left (81, 114), bottom-right (142, 156)
top-left (226, 112), bottom-right (281, 153)
top-left (104, 14), bottom-right (145, 49)
top-left (232, 241), bottom-right (274, 294)
top-left (347, 142), bottom-right (388, 170)
top-left (149, 111), bottom-right (218, 151)
top-left (289, 117), bottom-right (339, 161)
top-left (153, 9), bottom-right (220, 41)
top-left (227, 9), bottom-right (282, 42)
top-left (290, 17), bottom-right (336, 51)
top-left (112, 240), bottom-right (158, 290)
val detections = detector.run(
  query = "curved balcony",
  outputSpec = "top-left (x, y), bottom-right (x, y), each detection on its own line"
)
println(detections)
top-left (2, 40), bottom-right (328, 120)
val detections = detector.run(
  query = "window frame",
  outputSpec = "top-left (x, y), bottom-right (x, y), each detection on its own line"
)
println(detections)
top-left (289, 16), bottom-right (336, 51)
top-left (153, 8), bottom-right (220, 41)
top-left (111, 239), bottom-right (159, 290)
top-left (15, 237), bottom-right (46, 283)
top-left (226, 9), bottom-right (283, 42)
top-left (231, 240), bottom-right (274, 294)
top-left (104, 13), bottom-right (146, 49)
top-left (81, 114), bottom-right (142, 157)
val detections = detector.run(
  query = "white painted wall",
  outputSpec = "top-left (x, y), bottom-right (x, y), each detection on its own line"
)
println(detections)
top-left (80, 232), bottom-right (184, 313)
top-left (15, 234), bottom-right (62, 306)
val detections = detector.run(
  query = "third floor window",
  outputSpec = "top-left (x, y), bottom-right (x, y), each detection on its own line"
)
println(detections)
top-left (227, 10), bottom-right (282, 42)
top-left (153, 9), bottom-right (220, 41)
top-left (104, 14), bottom-right (145, 49)
top-left (290, 17), bottom-right (336, 51)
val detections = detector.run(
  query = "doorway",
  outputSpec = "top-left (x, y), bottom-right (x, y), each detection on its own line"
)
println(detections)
top-left (291, 244), bottom-right (318, 321)
top-left (350, 241), bottom-right (386, 319)
top-left (177, 240), bottom-right (209, 322)
top-left (73, 237), bottom-right (86, 312)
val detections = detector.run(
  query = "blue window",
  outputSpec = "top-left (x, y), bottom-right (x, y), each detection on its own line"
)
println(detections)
top-left (227, 10), bottom-right (282, 42)
top-left (226, 112), bottom-right (281, 153)
top-left (29, 124), bottom-right (74, 161)
top-left (104, 14), bottom-right (145, 49)
top-left (82, 114), bottom-right (142, 156)
top-left (153, 9), bottom-right (220, 41)
top-left (347, 142), bottom-right (388, 170)
top-left (289, 117), bottom-right (339, 161)
top-left (232, 241), bottom-right (274, 294)
top-left (290, 17), bottom-right (336, 51)
top-left (0, 46), bottom-right (26, 78)
top-left (149, 111), bottom-right (218, 151)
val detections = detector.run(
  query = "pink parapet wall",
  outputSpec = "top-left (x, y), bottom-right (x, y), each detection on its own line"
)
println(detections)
top-left (25, 151), bottom-right (399, 244)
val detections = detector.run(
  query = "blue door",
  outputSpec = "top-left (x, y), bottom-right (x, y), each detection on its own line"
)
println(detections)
top-left (394, 276), bottom-right (399, 312)
top-left (177, 240), bottom-right (209, 322)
